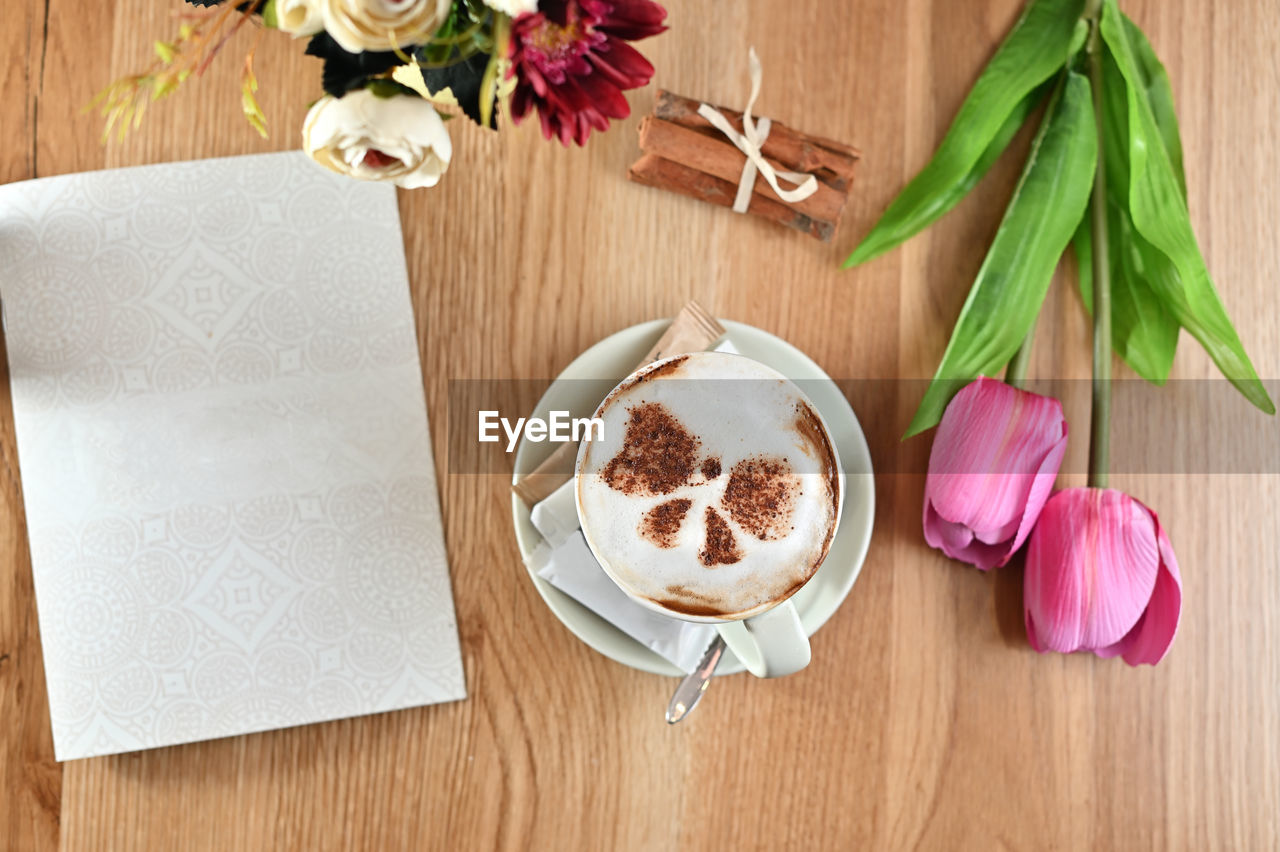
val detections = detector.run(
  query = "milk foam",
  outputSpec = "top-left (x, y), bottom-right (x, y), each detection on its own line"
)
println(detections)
top-left (576, 352), bottom-right (840, 621)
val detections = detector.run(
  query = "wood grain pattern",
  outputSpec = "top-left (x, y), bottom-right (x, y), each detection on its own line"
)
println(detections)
top-left (2, 1), bottom-right (1278, 849)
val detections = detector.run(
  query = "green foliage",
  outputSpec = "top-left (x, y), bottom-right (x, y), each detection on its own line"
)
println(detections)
top-left (847, 0), bottom-right (1273, 436)
top-left (906, 72), bottom-right (1098, 437)
top-left (1073, 200), bottom-right (1180, 383)
top-left (843, 0), bottom-right (1085, 267)
top-left (1100, 0), bottom-right (1272, 413)
top-left (1072, 44), bottom-right (1180, 383)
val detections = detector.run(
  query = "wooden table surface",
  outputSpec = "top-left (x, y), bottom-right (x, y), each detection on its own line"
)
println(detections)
top-left (4, 1), bottom-right (1278, 849)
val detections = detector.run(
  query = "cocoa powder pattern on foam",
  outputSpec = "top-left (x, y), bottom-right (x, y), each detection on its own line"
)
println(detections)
top-left (599, 401), bottom-right (803, 569)
top-left (639, 498), bottom-right (692, 548)
top-left (601, 402), bottom-right (700, 496)
top-left (722, 456), bottom-right (797, 541)
top-left (699, 506), bottom-right (742, 565)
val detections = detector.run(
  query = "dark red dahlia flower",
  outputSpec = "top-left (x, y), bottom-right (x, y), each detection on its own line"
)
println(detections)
top-left (508, 0), bottom-right (667, 146)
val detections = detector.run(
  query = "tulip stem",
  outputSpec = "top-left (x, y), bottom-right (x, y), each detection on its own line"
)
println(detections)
top-left (1005, 325), bottom-right (1035, 390)
top-left (1085, 0), bottom-right (1110, 489)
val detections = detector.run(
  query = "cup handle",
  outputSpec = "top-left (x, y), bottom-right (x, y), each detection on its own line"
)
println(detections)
top-left (716, 600), bottom-right (810, 678)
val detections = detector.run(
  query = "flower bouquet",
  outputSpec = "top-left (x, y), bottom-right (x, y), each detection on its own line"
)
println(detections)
top-left (93, 0), bottom-right (668, 186)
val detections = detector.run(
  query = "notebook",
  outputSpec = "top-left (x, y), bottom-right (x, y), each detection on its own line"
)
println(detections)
top-left (0, 152), bottom-right (466, 760)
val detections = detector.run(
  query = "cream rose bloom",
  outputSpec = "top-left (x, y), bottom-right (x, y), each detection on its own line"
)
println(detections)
top-left (317, 0), bottom-right (452, 54)
top-left (481, 0), bottom-right (538, 15)
top-left (302, 89), bottom-right (452, 189)
top-left (276, 0), bottom-right (325, 37)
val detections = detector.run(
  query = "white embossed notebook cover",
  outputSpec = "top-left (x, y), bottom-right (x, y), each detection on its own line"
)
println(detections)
top-left (0, 152), bottom-right (466, 760)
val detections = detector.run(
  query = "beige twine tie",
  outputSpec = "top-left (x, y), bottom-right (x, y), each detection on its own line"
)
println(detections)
top-left (696, 47), bottom-right (819, 213)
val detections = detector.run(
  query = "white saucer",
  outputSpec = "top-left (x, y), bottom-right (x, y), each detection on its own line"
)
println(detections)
top-left (510, 320), bottom-right (875, 676)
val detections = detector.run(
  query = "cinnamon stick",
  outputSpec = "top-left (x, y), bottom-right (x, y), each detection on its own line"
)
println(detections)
top-left (629, 154), bottom-right (836, 241)
top-left (654, 90), bottom-right (860, 190)
top-left (636, 117), bottom-right (847, 225)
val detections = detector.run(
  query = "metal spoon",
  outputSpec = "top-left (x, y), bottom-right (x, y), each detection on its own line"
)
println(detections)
top-left (665, 636), bottom-right (726, 724)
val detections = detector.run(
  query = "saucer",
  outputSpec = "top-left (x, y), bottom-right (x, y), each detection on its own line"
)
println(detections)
top-left (511, 319), bottom-right (875, 676)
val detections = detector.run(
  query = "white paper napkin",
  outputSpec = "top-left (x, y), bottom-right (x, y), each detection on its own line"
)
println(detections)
top-left (528, 341), bottom-right (742, 673)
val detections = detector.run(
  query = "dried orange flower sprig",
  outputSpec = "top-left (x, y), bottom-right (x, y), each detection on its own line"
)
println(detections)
top-left (89, 1), bottom-right (269, 140)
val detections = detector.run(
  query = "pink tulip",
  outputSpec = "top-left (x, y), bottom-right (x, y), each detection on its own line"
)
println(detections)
top-left (1024, 488), bottom-right (1182, 666)
top-left (923, 377), bottom-right (1068, 570)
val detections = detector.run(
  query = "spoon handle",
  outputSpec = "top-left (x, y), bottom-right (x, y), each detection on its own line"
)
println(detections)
top-left (666, 636), bottom-right (726, 724)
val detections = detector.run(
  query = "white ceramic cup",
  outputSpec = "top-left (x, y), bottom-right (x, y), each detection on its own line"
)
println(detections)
top-left (574, 351), bottom-right (843, 678)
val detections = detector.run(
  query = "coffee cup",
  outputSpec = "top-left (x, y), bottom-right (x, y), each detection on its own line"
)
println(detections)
top-left (575, 351), bottom-right (842, 677)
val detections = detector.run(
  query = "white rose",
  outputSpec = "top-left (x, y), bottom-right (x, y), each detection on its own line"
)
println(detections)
top-left (302, 89), bottom-right (452, 189)
top-left (481, 0), bottom-right (539, 16)
top-left (317, 0), bottom-right (452, 54)
top-left (276, 0), bottom-right (325, 37)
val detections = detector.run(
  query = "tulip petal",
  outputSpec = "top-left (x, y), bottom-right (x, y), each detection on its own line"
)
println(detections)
top-left (1024, 491), bottom-right (1090, 653)
top-left (924, 500), bottom-right (1013, 570)
top-left (1025, 608), bottom-right (1047, 653)
top-left (1009, 428), bottom-right (1068, 555)
top-left (1024, 488), bottom-right (1162, 655)
top-left (931, 509), bottom-right (975, 552)
top-left (923, 377), bottom-right (1067, 569)
top-left (1083, 491), bottom-right (1161, 649)
top-left (975, 516), bottom-right (1020, 546)
top-left (1110, 509), bottom-right (1182, 665)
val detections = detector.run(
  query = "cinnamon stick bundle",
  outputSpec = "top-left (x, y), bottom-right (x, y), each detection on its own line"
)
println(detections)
top-left (628, 89), bottom-right (859, 241)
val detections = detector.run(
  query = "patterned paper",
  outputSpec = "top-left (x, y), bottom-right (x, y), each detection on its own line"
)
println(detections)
top-left (0, 152), bottom-right (466, 760)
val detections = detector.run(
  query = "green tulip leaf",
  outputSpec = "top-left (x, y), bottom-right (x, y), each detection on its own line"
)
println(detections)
top-left (843, 0), bottom-right (1085, 268)
top-left (1073, 45), bottom-right (1180, 384)
top-left (1073, 213), bottom-right (1092, 307)
top-left (906, 71), bottom-right (1098, 437)
top-left (1101, 1), bottom-right (1273, 414)
top-left (1121, 12), bottom-right (1186, 196)
top-left (1075, 201), bottom-right (1180, 383)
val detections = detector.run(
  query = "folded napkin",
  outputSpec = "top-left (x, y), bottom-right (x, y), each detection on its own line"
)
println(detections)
top-left (528, 340), bottom-right (742, 673)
